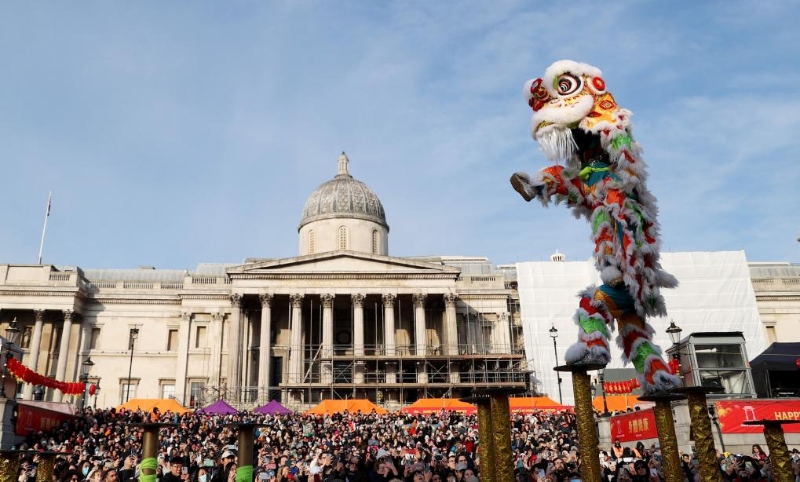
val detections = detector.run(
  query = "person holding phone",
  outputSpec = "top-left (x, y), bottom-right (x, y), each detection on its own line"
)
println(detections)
top-left (162, 456), bottom-right (189, 482)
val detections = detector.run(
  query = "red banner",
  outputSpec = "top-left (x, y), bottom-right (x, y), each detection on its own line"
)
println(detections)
top-left (15, 403), bottom-right (78, 436)
top-left (716, 400), bottom-right (800, 434)
top-left (609, 409), bottom-right (658, 442)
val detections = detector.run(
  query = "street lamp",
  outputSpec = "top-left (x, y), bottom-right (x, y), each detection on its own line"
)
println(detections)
top-left (1, 318), bottom-right (21, 398)
top-left (125, 328), bottom-right (139, 403)
top-left (79, 357), bottom-right (94, 411)
top-left (93, 380), bottom-right (101, 408)
top-left (549, 324), bottom-right (563, 404)
top-left (666, 320), bottom-right (683, 380)
top-left (598, 369), bottom-right (610, 417)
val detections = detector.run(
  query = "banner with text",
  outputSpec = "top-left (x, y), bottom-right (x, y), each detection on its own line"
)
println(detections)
top-left (716, 400), bottom-right (800, 434)
top-left (609, 408), bottom-right (658, 442)
top-left (15, 403), bottom-right (77, 436)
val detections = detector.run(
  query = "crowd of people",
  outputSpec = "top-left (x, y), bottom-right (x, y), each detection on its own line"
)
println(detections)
top-left (7, 405), bottom-right (797, 482)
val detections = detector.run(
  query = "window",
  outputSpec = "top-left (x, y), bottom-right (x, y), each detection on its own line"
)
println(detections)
top-left (372, 230), bottom-right (378, 254)
top-left (195, 326), bottom-right (207, 348)
top-left (120, 383), bottom-right (137, 403)
top-left (21, 326), bottom-right (32, 349)
top-left (161, 382), bottom-right (176, 399)
top-left (89, 328), bottom-right (101, 350)
top-left (309, 230), bottom-right (315, 254)
top-left (338, 226), bottom-right (347, 250)
top-left (167, 329), bottom-right (179, 351)
top-left (189, 381), bottom-right (205, 407)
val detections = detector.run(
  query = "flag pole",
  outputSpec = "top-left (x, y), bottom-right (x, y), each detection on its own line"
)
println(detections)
top-left (37, 192), bottom-right (52, 265)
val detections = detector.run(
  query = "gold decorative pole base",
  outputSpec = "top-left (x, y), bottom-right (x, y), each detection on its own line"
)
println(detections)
top-left (743, 420), bottom-right (800, 482)
top-left (463, 397), bottom-right (495, 482)
top-left (677, 387), bottom-right (722, 482)
top-left (640, 393), bottom-right (685, 482)
top-left (35, 453), bottom-right (55, 482)
top-left (0, 451), bottom-right (20, 482)
top-left (556, 364), bottom-right (604, 482)
top-left (464, 387), bottom-right (525, 482)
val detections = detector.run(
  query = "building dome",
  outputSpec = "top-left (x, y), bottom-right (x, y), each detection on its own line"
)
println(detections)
top-left (299, 152), bottom-right (388, 230)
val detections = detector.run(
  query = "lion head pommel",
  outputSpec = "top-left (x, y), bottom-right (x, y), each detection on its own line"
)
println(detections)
top-left (523, 60), bottom-right (634, 166)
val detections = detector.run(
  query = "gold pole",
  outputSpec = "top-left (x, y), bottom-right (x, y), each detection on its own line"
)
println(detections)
top-left (685, 389), bottom-right (722, 482)
top-left (763, 423), bottom-right (792, 482)
top-left (141, 424), bottom-right (160, 482)
top-left (489, 393), bottom-right (514, 482)
top-left (236, 424), bottom-right (256, 482)
top-left (35, 453), bottom-right (55, 482)
top-left (0, 451), bottom-right (20, 482)
top-left (571, 370), bottom-right (602, 482)
top-left (652, 399), bottom-right (682, 482)
top-left (474, 398), bottom-right (495, 482)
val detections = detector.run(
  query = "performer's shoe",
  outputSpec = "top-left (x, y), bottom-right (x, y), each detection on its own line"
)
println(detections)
top-left (564, 342), bottom-right (611, 367)
top-left (510, 172), bottom-right (543, 202)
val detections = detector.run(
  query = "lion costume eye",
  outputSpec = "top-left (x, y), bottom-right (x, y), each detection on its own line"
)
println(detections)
top-left (555, 73), bottom-right (581, 96)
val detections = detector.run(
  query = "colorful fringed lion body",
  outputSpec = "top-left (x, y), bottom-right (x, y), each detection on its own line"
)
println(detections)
top-left (511, 60), bottom-right (680, 393)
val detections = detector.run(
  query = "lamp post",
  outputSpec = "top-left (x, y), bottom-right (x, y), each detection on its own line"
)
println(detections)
top-left (125, 328), bottom-right (139, 403)
top-left (599, 369), bottom-right (610, 416)
top-left (666, 320), bottom-right (683, 380)
top-left (1, 318), bottom-right (21, 398)
top-left (93, 380), bottom-right (101, 408)
top-left (79, 357), bottom-right (94, 411)
top-left (549, 324), bottom-right (563, 404)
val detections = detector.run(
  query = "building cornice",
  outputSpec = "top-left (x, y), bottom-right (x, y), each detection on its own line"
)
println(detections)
top-left (92, 298), bottom-right (181, 306)
top-left (231, 273), bottom-right (457, 281)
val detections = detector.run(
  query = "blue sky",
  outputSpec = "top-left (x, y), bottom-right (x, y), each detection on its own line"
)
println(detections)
top-left (1, 1), bottom-right (798, 270)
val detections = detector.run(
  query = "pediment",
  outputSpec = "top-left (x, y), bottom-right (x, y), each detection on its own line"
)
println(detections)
top-left (227, 251), bottom-right (461, 277)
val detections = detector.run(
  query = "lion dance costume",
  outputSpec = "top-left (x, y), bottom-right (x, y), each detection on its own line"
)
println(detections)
top-left (511, 60), bottom-right (681, 393)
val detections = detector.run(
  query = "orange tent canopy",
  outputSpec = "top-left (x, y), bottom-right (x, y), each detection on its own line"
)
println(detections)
top-left (306, 399), bottom-right (387, 415)
top-left (116, 398), bottom-right (190, 414)
top-left (401, 398), bottom-right (476, 414)
top-left (593, 395), bottom-right (650, 413)
top-left (509, 397), bottom-right (571, 412)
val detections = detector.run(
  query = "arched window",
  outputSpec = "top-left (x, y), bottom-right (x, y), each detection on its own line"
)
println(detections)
top-left (338, 226), bottom-right (348, 250)
top-left (372, 229), bottom-right (379, 254)
top-left (309, 230), bottom-right (315, 254)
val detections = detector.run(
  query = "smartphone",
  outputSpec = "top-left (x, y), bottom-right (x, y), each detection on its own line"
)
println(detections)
top-left (650, 469), bottom-right (658, 477)
top-left (259, 474), bottom-right (269, 481)
top-left (745, 462), bottom-right (753, 470)
top-left (182, 467), bottom-right (188, 475)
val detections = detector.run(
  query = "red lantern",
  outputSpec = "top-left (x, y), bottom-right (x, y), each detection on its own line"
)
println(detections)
top-left (669, 357), bottom-right (680, 375)
top-left (89, 384), bottom-right (97, 396)
top-left (796, 358), bottom-right (800, 369)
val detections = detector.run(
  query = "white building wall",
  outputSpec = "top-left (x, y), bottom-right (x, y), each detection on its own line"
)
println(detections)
top-left (517, 251), bottom-right (768, 405)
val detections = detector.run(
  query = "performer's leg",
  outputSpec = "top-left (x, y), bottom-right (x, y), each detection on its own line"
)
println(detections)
top-left (597, 284), bottom-right (681, 392)
top-left (564, 286), bottom-right (612, 365)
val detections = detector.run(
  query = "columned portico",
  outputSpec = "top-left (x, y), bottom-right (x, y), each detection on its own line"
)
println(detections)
top-left (23, 309), bottom-right (45, 400)
top-left (288, 294), bottom-right (304, 384)
top-left (258, 294), bottom-right (273, 399)
top-left (53, 310), bottom-right (76, 403)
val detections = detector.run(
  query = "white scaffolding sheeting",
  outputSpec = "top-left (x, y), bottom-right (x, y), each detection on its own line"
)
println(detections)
top-left (516, 251), bottom-right (767, 405)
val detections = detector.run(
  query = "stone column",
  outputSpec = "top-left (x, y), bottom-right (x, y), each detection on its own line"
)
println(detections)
top-left (210, 312), bottom-right (224, 388)
top-left (353, 294), bottom-right (365, 384)
top-left (443, 294), bottom-right (458, 355)
top-left (444, 294), bottom-right (460, 383)
top-left (321, 294), bottom-right (334, 384)
top-left (227, 294), bottom-right (243, 391)
top-left (383, 294), bottom-right (397, 386)
top-left (413, 294), bottom-right (427, 356)
top-left (175, 312), bottom-right (191, 405)
top-left (382, 294), bottom-right (396, 356)
top-left (413, 294), bottom-right (427, 384)
top-left (258, 294), bottom-right (273, 401)
top-left (495, 311), bottom-right (512, 354)
top-left (23, 309), bottom-right (45, 400)
top-left (288, 294), bottom-right (304, 384)
top-left (53, 310), bottom-right (76, 403)
top-left (242, 309), bottom-right (252, 390)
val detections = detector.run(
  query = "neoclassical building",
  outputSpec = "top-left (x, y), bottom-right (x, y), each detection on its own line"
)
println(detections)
top-left (0, 153), bottom-right (526, 409)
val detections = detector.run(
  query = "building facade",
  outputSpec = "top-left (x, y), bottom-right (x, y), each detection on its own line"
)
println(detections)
top-left (0, 153), bottom-right (526, 410)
